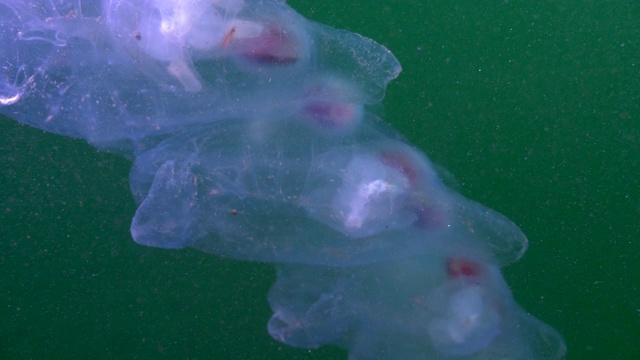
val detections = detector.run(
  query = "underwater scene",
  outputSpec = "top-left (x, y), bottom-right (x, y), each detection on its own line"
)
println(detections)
top-left (1, 1), bottom-right (638, 359)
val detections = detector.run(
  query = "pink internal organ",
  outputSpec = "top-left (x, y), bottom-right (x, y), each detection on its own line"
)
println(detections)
top-left (302, 101), bottom-right (358, 128)
top-left (224, 24), bottom-right (299, 65)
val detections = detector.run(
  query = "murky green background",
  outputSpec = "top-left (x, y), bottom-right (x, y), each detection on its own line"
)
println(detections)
top-left (1, 1), bottom-right (639, 359)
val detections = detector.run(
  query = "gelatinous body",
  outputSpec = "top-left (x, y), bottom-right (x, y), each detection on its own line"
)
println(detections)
top-left (0, 0), bottom-right (399, 155)
top-left (0, 0), bottom-right (565, 358)
top-left (269, 254), bottom-right (566, 359)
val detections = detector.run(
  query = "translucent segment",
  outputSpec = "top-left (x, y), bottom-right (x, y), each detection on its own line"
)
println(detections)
top-left (0, 0), bottom-right (400, 155)
top-left (269, 253), bottom-right (566, 359)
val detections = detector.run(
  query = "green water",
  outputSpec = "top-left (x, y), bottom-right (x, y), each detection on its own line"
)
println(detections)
top-left (1, 1), bottom-right (639, 359)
